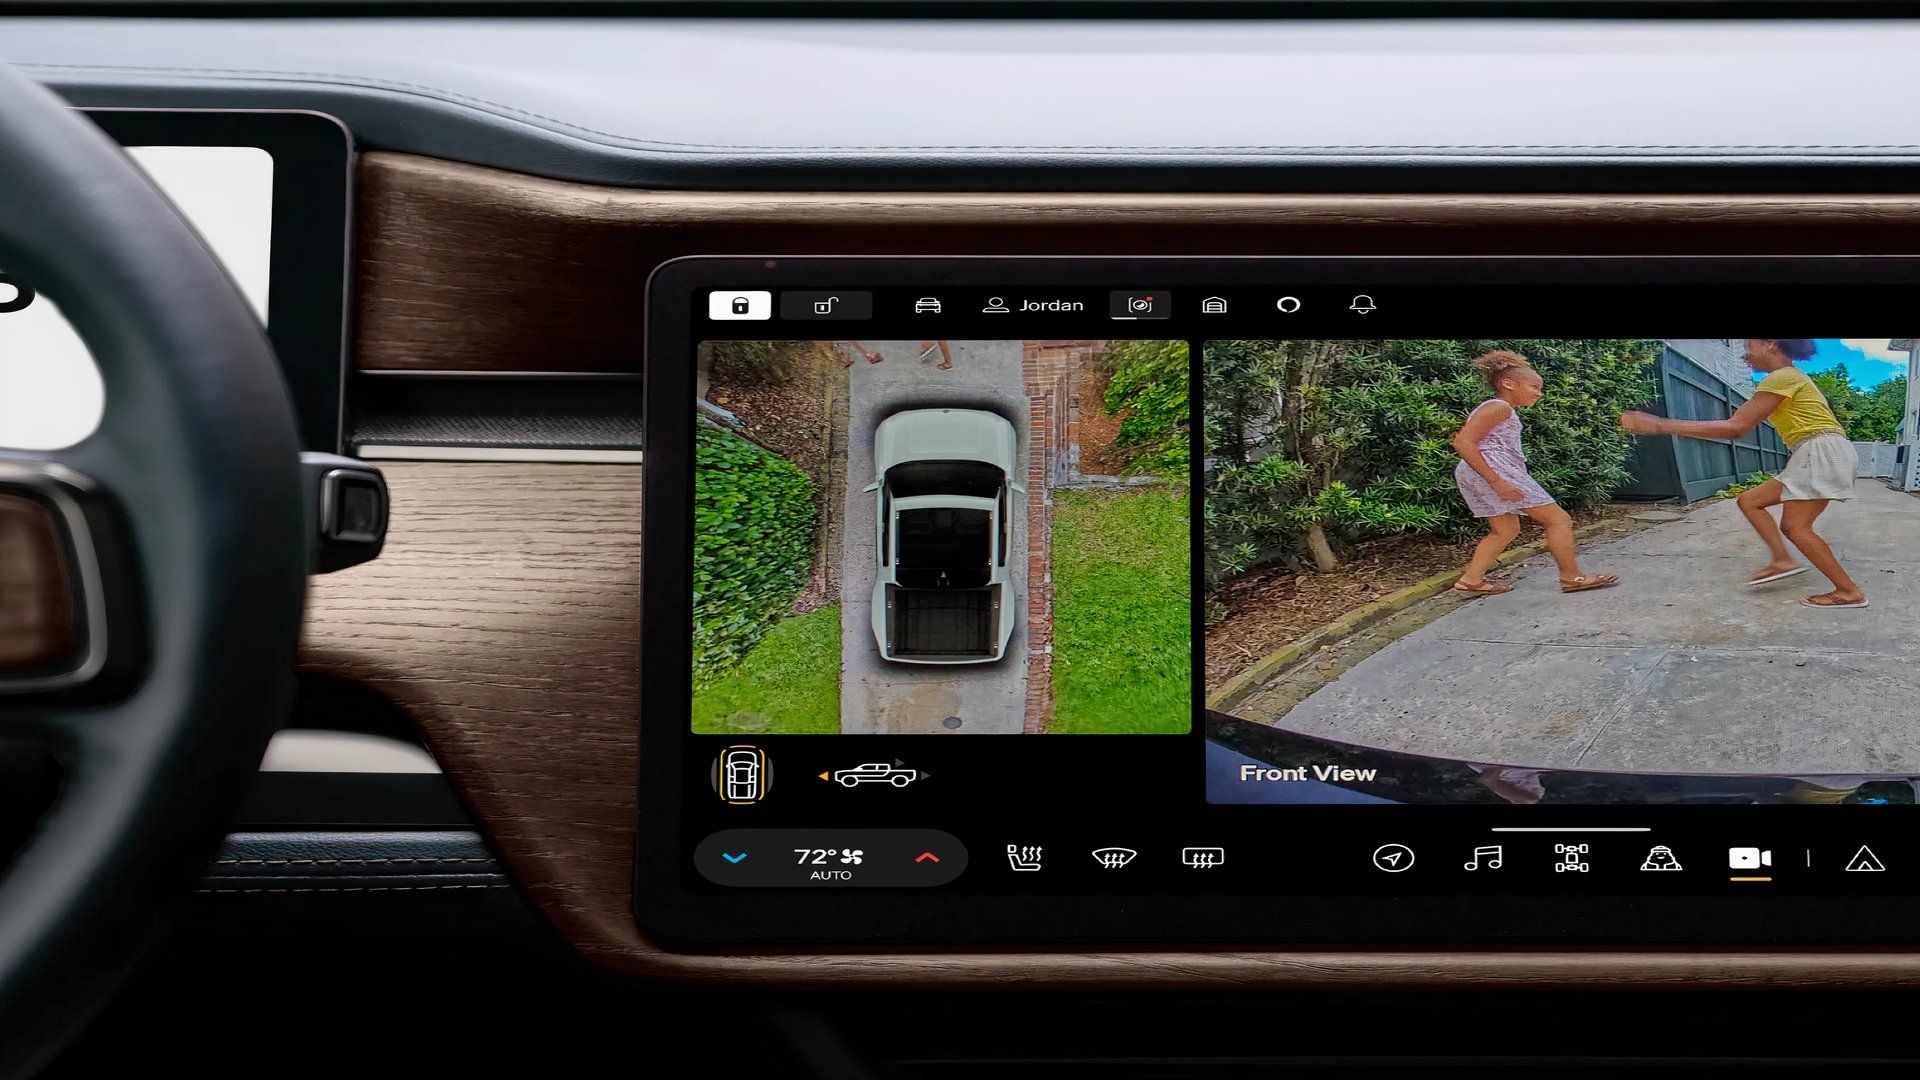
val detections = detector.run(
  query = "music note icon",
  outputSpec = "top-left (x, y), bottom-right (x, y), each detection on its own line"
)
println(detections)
top-left (1464, 845), bottom-right (1504, 871)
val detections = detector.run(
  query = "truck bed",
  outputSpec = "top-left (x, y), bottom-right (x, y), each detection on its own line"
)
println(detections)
top-left (888, 586), bottom-right (997, 660)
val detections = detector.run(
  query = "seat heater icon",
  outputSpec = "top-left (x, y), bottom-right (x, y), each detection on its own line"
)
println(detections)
top-left (1006, 845), bottom-right (1043, 872)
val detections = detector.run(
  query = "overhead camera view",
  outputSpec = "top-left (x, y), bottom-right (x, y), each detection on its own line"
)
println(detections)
top-left (1206, 338), bottom-right (1920, 802)
top-left (693, 339), bottom-right (1191, 735)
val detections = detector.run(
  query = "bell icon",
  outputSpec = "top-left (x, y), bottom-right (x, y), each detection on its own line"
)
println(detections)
top-left (1640, 845), bottom-right (1682, 872)
top-left (1348, 294), bottom-right (1377, 314)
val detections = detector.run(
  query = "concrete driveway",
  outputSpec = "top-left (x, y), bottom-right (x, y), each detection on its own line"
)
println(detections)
top-left (838, 341), bottom-right (1029, 734)
top-left (1245, 480), bottom-right (1920, 773)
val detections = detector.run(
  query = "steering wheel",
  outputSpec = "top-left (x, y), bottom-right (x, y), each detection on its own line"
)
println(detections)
top-left (0, 66), bottom-right (307, 1072)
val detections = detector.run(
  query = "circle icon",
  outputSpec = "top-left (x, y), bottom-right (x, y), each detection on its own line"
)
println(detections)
top-left (1371, 843), bottom-right (1416, 873)
top-left (1275, 296), bottom-right (1302, 314)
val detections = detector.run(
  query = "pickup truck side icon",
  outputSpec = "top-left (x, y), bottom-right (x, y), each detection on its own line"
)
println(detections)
top-left (830, 763), bottom-right (919, 788)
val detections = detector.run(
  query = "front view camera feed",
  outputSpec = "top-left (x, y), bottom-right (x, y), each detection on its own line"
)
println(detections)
top-left (1205, 338), bottom-right (1919, 805)
top-left (693, 339), bottom-right (1191, 735)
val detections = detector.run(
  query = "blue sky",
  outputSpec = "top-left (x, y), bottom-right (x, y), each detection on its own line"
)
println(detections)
top-left (1784, 339), bottom-right (1911, 389)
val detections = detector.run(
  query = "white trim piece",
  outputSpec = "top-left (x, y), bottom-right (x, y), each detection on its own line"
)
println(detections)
top-left (354, 444), bottom-right (643, 464)
top-left (260, 729), bottom-right (442, 774)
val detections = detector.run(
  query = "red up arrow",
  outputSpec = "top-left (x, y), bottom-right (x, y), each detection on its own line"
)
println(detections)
top-left (915, 852), bottom-right (940, 863)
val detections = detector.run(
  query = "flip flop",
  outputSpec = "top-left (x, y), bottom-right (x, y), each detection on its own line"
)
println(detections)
top-left (1560, 574), bottom-right (1620, 593)
top-left (1452, 580), bottom-right (1512, 596)
top-left (1801, 594), bottom-right (1870, 610)
top-left (1748, 566), bottom-right (1808, 588)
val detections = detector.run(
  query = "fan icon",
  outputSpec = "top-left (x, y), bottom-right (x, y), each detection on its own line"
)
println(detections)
top-left (839, 850), bottom-right (864, 865)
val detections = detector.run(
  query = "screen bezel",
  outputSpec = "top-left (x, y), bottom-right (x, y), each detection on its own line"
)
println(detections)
top-left (640, 255), bottom-right (1920, 950)
top-left (84, 109), bottom-right (353, 453)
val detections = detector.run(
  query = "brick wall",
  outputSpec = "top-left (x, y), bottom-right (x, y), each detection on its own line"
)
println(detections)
top-left (1019, 340), bottom-right (1107, 733)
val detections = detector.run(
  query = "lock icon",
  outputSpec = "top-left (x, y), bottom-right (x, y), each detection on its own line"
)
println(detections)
top-left (708, 290), bottom-right (769, 320)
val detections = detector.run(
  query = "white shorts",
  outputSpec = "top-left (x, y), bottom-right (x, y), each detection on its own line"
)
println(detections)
top-left (1777, 432), bottom-right (1858, 502)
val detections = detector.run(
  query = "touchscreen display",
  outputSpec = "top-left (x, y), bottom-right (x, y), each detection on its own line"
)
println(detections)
top-left (642, 260), bottom-right (1920, 947)
top-left (0, 146), bottom-right (272, 450)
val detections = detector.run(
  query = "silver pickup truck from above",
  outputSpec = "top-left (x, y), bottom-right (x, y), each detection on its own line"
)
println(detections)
top-left (865, 408), bottom-right (1024, 664)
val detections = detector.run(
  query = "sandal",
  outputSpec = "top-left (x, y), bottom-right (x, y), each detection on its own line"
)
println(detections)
top-left (1801, 592), bottom-right (1870, 610)
top-left (1560, 574), bottom-right (1620, 593)
top-left (1749, 566), bottom-right (1808, 588)
top-left (1452, 580), bottom-right (1512, 596)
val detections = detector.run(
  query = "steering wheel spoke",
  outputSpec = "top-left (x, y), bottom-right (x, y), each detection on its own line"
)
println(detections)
top-left (0, 450), bottom-right (124, 699)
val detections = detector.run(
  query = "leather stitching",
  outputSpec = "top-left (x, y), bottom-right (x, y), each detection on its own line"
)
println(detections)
top-left (26, 62), bottom-right (1920, 157)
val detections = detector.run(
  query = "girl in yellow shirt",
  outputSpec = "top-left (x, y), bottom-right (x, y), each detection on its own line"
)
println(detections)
top-left (1620, 338), bottom-right (1866, 609)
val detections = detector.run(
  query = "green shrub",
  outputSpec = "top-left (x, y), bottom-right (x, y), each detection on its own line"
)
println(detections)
top-left (694, 424), bottom-right (817, 685)
top-left (1204, 339), bottom-right (1657, 577)
top-left (1716, 472), bottom-right (1775, 499)
top-left (1102, 340), bottom-right (1190, 479)
top-left (1354, 339), bottom-right (1657, 532)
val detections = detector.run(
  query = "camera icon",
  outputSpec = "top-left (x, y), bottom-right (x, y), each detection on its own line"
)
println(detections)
top-left (1108, 290), bottom-right (1171, 320)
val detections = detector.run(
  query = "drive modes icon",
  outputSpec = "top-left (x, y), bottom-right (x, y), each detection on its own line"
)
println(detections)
top-left (1640, 845), bottom-right (1683, 871)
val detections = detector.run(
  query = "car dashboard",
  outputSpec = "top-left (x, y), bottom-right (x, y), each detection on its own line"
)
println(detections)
top-left (11, 9), bottom-right (1920, 1046)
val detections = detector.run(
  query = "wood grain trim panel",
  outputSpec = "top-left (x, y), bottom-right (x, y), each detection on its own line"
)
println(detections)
top-left (356, 150), bottom-right (1920, 373)
top-left (336, 163), bottom-right (1920, 983)
top-left (300, 461), bottom-right (641, 967)
top-left (297, 463), bottom-right (1920, 986)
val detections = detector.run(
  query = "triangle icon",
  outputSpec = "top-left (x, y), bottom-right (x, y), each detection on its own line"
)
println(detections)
top-left (1846, 845), bottom-right (1886, 873)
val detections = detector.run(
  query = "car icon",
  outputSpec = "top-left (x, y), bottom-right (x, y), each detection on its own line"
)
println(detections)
top-left (832, 762), bottom-right (919, 788)
top-left (720, 745), bottom-right (767, 803)
top-left (913, 296), bottom-right (941, 314)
